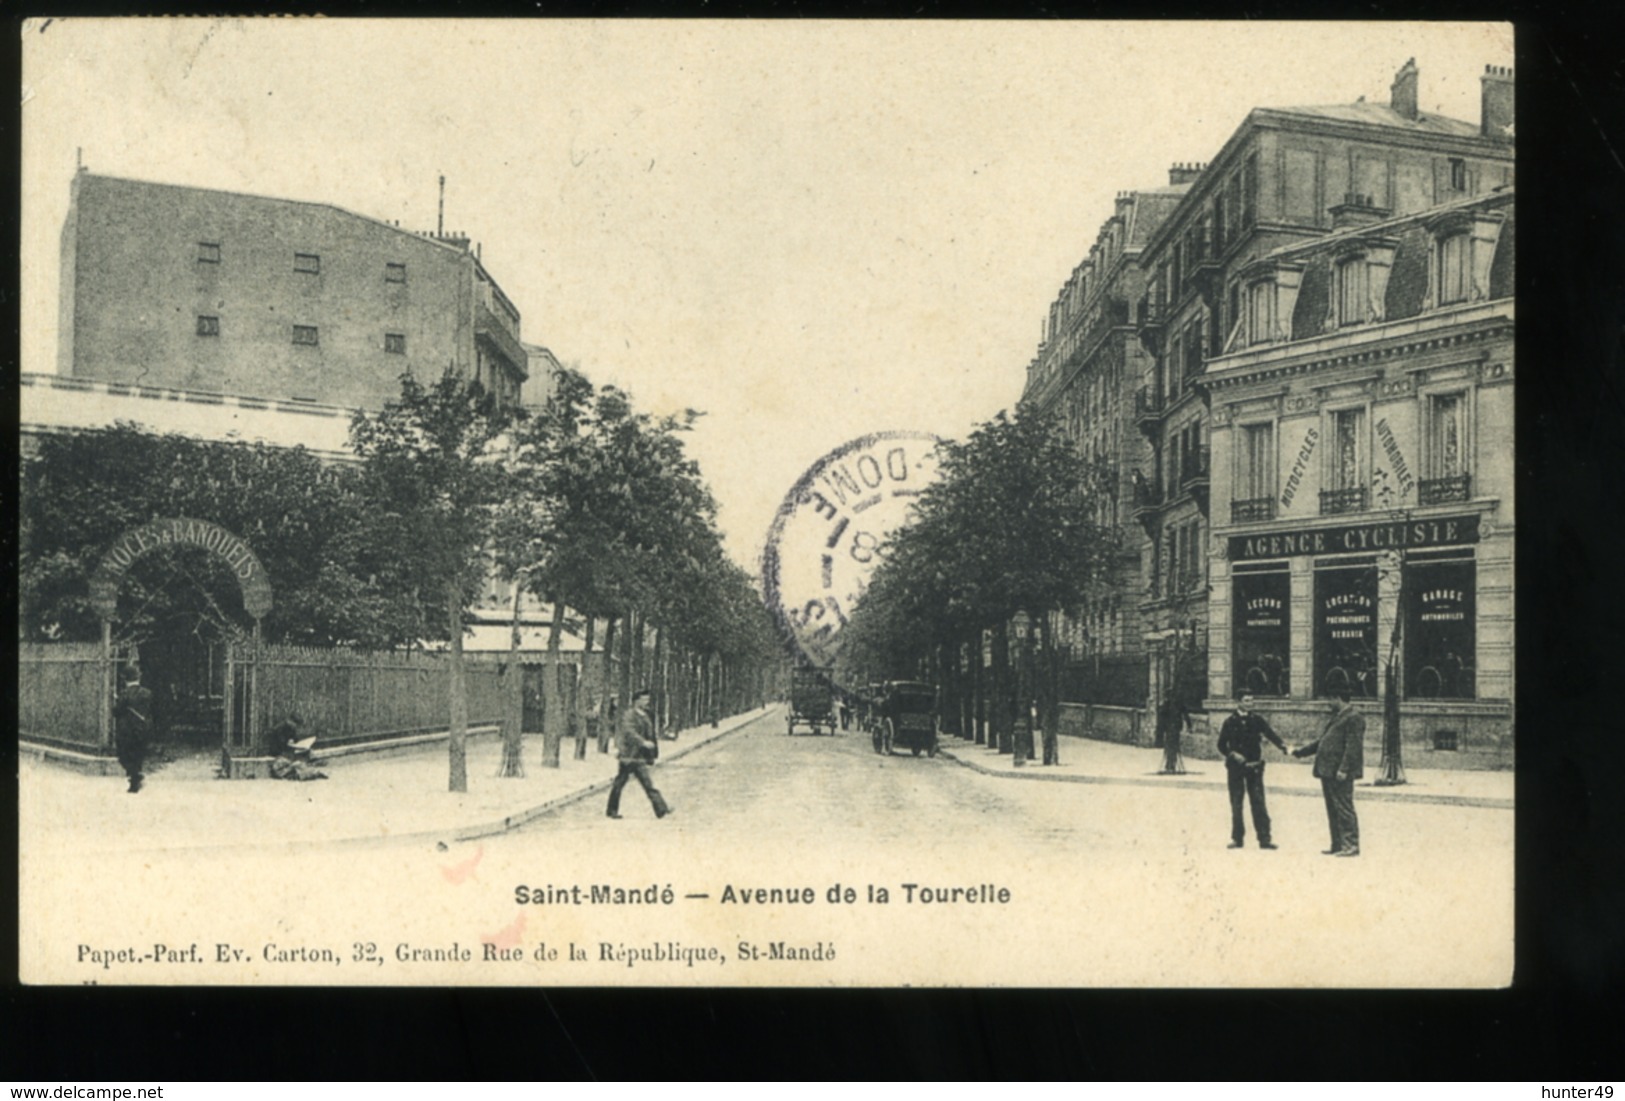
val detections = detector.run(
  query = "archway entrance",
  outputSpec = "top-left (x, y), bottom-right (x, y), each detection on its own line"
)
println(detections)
top-left (90, 518), bottom-right (272, 771)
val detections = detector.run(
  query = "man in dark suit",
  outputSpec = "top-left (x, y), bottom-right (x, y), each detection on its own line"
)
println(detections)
top-left (606, 689), bottom-right (671, 820)
top-left (1293, 690), bottom-right (1366, 856)
top-left (1216, 691), bottom-right (1286, 849)
top-left (112, 668), bottom-right (154, 794)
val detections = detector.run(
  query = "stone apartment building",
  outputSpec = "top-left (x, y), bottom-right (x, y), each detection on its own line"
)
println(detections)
top-left (1013, 61), bottom-right (1514, 762)
top-left (1019, 182), bottom-right (1187, 736)
top-left (1201, 185), bottom-right (1514, 767)
top-left (56, 169), bottom-right (528, 410)
top-left (1128, 60), bottom-right (1514, 734)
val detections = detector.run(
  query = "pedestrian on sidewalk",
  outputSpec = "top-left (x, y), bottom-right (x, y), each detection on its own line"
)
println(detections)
top-left (1292, 690), bottom-right (1365, 856)
top-left (1156, 695), bottom-right (1190, 775)
top-left (112, 667), bottom-right (154, 794)
top-left (1216, 691), bottom-right (1286, 849)
top-left (606, 689), bottom-right (671, 820)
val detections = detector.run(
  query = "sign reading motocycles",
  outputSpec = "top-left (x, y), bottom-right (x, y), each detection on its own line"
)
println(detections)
top-left (1228, 514), bottom-right (1478, 562)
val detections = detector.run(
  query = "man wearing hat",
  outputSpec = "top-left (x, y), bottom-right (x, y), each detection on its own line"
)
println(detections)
top-left (112, 667), bottom-right (154, 793)
top-left (606, 688), bottom-right (671, 820)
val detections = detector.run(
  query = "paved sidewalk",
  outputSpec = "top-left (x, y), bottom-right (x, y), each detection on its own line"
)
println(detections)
top-left (937, 733), bottom-right (1512, 809)
top-left (20, 705), bottom-right (780, 856)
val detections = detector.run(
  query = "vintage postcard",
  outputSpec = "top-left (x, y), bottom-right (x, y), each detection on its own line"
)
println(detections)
top-left (19, 19), bottom-right (1514, 987)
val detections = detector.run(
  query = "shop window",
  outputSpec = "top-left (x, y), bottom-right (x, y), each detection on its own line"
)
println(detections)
top-left (1233, 566), bottom-right (1290, 696)
top-left (1405, 557), bottom-right (1476, 699)
top-left (294, 252), bottom-right (321, 275)
top-left (1321, 408), bottom-right (1368, 514)
top-left (196, 315), bottom-right (219, 337)
top-left (197, 241), bottom-right (221, 264)
top-left (1314, 562), bottom-right (1378, 698)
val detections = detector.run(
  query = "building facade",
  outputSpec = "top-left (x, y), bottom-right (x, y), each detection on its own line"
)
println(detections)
top-left (1129, 60), bottom-right (1515, 730)
top-left (1202, 186), bottom-right (1514, 767)
top-left (1020, 182), bottom-right (1187, 733)
top-left (57, 170), bottom-right (527, 411)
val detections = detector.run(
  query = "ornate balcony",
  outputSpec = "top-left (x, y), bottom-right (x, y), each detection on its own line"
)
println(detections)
top-left (1418, 473), bottom-right (1472, 505)
top-left (1181, 444), bottom-right (1211, 515)
top-left (1134, 386), bottom-right (1164, 438)
top-left (1231, 496), bottom-right (1277, 523)
top-left (1130, 471), bottom-right (1161, 535)
top-left (1319, 486), bottom-right (1369, 516)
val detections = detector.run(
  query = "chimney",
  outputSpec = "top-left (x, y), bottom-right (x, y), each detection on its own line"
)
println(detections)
top-left (1114, 190), bottom-right (1134, 222)
top-left (1481, 64), bottom-right (1514, 139)
top-left (1328, 192), bottom-right (1391, 230)
top-left (1168, 162), bottom-right (1204, 186)
top-left (1390, 58), bottom-right (1419, 120)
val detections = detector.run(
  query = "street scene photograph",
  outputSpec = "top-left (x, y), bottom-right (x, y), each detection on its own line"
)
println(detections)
top-left (18, 19), bottom-right (1514, 987)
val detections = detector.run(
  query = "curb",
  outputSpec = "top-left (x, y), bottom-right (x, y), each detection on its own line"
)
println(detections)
top-left (936, 744), bottom-right (1513, 810)
top-left (70, 705), bottom-right (781, 857)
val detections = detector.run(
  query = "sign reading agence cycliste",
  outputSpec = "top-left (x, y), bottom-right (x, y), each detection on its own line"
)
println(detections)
top-left (762, 432), bottom-right (942, 670)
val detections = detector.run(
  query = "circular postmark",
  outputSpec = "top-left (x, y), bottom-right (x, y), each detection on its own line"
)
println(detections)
top-left (761, 431), bottom-right (942, 675)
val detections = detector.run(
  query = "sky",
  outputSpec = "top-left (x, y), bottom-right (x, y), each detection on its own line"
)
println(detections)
top-left (21, 19), bottom-right (1513, 568)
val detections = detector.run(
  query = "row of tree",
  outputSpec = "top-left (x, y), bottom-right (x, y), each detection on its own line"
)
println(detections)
top-left (836, 406), bottom-right (1117, 761)
top-left (20, 370), bottom-right (784, 792)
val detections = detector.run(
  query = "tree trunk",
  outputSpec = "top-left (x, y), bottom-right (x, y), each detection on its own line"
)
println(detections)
top-left (574, 615), bottom-right (595, 761)
top-left (600, 615), bottom-right (619, 753)
top-left (1040, 612), bottom-right (1061, 766)
top-left (992, 620), bottom-right (1012, 754)
top-left (542, 593), bottom-right (566, 768)
top-left (447, 583), bottom-right (469, 793)
top-left (617, 608), bottom-right (634, 720)
top-left (971, 634), bottom-right (985, 745)
top-left (498, 581), bottom-right (525, 777)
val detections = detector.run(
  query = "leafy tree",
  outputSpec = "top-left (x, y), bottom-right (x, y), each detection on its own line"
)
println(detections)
top-left (349, 373), bottom-right (516, 793)
top-left (841, 406), bottom-right (1117, 759)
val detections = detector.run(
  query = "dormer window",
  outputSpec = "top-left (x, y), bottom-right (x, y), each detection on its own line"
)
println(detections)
top-left (1424, 209), bottom-right (1505, 310)
top-left (1238, 260), bottom-right (1304, 347)
top-left (1328, 238), bottom-right (1397, 328)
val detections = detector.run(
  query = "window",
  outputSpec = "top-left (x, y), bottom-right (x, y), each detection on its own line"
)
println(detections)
top-left (1233, 566), bottom-right (1290, 696)
top-left (1419, 391), bottom-right (1472, 504)
top-left (196, 315), bottom-right (219, 337)
top-left (1314, 562), bottom-right (1378, 698)
top-left (1186, 321), bottom-right (1204, 378)
top-left (1241, 153), bottom-right (1259, 228)
top-left (292, 325), bottom-right (319, 346)
top-left (1247, 281), bottom-right (1274, 345)
top-left (1404, 556), bottom-right (1476, 699)
top-left (384, 333), bottom-right (406, 354)
top-left (1321, 407), bottom-right (1368, 514)
top-left (1336, 256), bottom-right (1369, 326)
top-left (386, 262), bottom-right (407, 284)
top-left (197, 242), bottom-right (221, 264)
top-left (1437, 232), bottom-right (1470, 305)
top-left (294, 253), bottom-right (321, 274)
top-left (1234, 422), bottom-right (1275, 520)
top-left (1449, 158), bottom-right (1467, 192)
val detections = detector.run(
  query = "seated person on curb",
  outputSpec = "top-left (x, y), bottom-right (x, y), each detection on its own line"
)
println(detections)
top-left (266, 714), bottom-right (328, 782)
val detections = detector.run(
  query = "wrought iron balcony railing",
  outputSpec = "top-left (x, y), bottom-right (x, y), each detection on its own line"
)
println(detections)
top-left (1319, 486), bottom-right (1369, 516)
top-left (1180, 445), bottom-right (1210, 488)
top-left (1418, 473), bottom-right (1472, 505)
top-left (1231, 496), bottom-right (1277, 523)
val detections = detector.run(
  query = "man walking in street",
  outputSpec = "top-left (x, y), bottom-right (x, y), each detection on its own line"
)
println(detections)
top-left (1293, 690), bottom-right (1366, 856)
top-left (112, 667), bottom-right (154, 794)
top-left (1216, 691), bottom-right (1286, 849)
top-left (606, 688), bottom-right (671, 820)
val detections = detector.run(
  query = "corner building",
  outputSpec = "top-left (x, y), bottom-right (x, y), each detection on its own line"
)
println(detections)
top-left (1202, 185), bottom-right (1513, 768)
top-left (57, 171), bottom-right (527, 410)
top-left (1129, 60), bottom-right (1514, 748)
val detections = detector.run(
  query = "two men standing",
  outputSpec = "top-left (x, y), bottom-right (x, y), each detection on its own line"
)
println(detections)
top-left (1214, 689), bottom-right (1365, 857)
top-left (1216, 692), bottom-right (1286, 849)
top-left (606, 689), bottom-right (672, 820)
